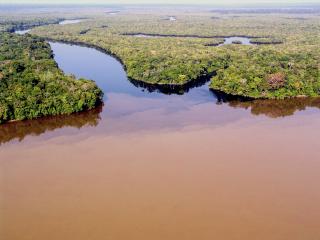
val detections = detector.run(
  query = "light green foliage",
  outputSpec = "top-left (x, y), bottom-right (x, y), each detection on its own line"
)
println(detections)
top-left (5, 8), bottom-right (320, 99)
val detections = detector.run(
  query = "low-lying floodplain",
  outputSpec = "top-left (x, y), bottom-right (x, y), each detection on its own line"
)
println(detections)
top-left (0, 6), bottom-right (320, 123)
top-left (28, 9), bottom-right (320, 99)
top-left (1, 5), bottom-right (320, 240)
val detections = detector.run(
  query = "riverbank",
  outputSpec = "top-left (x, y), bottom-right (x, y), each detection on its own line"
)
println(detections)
top-left (122, 32), bottom-right (265, 39)
top-left (2, 9), bottom-right (320, 240)
top-left (29, 13), bottom-right (320, 99)
top-left (45, 38), bottom-right (218, 92)
top-left (7, 18), bottom-right (87, 34)
top-left (124, 33), bottom-right (283, 47)
top-left (44, 37), bottom-right (317, 100)
top-left (0, 33), bottom-right (103, 124)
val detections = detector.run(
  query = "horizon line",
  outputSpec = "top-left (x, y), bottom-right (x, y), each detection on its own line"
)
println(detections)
top-left (1, 2), bottom-right (320, 6)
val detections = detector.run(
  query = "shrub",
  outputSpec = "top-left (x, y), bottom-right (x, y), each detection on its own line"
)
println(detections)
top-left (266, 72), bottom-right (286, 89)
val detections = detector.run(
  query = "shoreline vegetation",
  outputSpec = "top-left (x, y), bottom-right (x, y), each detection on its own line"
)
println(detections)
top-left (29, 10), bottom-right (319, 100)
top-left (0, 8), bottom-right (319, 126)
top-left (122, 32), bottom-right (264, 39)
top-left (123, 33), bottom-right (284, 46)
top-left (43, 36), bottom-right (318, 100)
top-left (43, 38), bottom-right (216, 94)
top-left (0, 33), bottom-right (103, 124)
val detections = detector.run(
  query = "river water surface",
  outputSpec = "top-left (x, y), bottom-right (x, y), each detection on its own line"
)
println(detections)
top-left (1, 42), bottom-right (320, 240)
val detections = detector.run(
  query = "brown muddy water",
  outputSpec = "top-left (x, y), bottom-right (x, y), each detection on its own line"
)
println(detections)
top-left (1, 42), bottom-right (320, 240)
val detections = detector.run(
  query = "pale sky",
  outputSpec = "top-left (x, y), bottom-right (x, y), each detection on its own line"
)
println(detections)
top-left (1, 0), bottom-right (319, 5)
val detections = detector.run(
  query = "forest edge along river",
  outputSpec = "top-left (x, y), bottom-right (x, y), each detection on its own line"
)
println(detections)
top-left (1, 17), bottom-right (320, 240)
top-left (1, 24), bottom-right (320, 145)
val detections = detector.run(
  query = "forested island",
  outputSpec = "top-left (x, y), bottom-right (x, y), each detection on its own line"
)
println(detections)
top-left (0, 33), bottom-right (102, 124)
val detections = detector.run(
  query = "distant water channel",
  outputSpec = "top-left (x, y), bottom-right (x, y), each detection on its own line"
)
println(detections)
top-left (2, 28), bottom-right (320, 240)
top-left (129, 34), bottom-right (256, 46)
top-left (219, 36), bottom-right (253, 45)
top-left (15, 19), bottom-right (84, 34)
top-left (15, 29), bottom-right (31, 35)
top-left (59, 19), bottom-right (84, 25)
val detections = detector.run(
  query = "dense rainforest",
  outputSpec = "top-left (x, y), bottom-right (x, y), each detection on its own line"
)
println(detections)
top-left (0, 33), bottom-right (103, 123)
top-left (0, 8), bottom-right (319, 102)
top-left (30, 10), bottom-right (320, 99)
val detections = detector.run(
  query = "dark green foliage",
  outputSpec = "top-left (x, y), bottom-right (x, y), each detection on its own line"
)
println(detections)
top-left (0, 33), bottom-right (103, 124)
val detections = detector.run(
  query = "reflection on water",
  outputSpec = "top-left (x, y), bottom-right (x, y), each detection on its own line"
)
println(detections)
top-left (1, 88), bottom-right (319, 145)
top-left (1, 42), bottom-right (320, 145)
top-left (213, 90), bottom-right (320, 118)
top-left (0, 106), bottom-right (102, 145)
top-left (229, 98), bottom-right (320, 118)
top-left (129, 74), bottom-right (212, 95)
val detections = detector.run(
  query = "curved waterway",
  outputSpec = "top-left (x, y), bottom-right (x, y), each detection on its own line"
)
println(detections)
top-left (1, 42), bottom-right (320, 240)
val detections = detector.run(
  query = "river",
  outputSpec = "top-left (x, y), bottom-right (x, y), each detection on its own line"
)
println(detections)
top-left (1, 40), bottom-right (320, 240)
